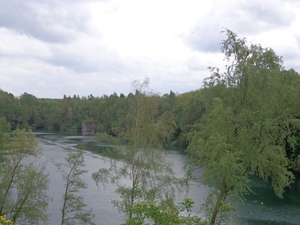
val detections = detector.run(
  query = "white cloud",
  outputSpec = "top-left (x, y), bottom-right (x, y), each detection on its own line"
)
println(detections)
top-left (0, 28), bottom-right (52, 59)
top-left (184, 0), bottom-right (298, 52)
top-left (0, 0), bottom-right (299, 98)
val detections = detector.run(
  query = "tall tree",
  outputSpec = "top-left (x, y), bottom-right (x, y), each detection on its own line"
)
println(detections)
top-left (92, 78), bottom-right (184, 218)
top-left (19, 92), bottom-right (39, 128)
top-left (0, 129), bottom-right (50, 224)
top-left (187, 30), bottom-right (296, 225)
top-left (56, 148), bottom-right (95, 225)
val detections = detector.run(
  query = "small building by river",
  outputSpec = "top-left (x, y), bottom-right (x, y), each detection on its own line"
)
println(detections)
top-left (82, 121), bottom-right (101, 136)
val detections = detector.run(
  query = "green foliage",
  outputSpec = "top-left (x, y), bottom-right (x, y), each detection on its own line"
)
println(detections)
top-left (0, 129), bottom-right (50, 224)
top-left (187, 29), bottom-right (296, 224)
top-left (56, 148), bottom-right (95, 225)
top-left (0, 215), bottom-right (15, 225)
top-left (122, 198), bottom-right (204, 225)
top-left (174, 91), bottom-right (206, 147)
top-left (19, 93), bottom-right (39, 129)
top-left (0, 117), bottom-right (11, 162)
top-left (0, 90), bottom-right (22, 130)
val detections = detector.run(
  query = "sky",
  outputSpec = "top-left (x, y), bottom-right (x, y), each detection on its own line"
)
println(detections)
top-left (0, 0), bottom-right (300, 98)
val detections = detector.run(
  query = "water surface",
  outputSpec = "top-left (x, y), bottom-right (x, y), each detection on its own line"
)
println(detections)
top-left (34, 132), bottom-right (300, 225)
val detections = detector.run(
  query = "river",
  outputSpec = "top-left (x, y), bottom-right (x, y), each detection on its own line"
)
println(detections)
top-left (32, 132), bottom-right (300, 225)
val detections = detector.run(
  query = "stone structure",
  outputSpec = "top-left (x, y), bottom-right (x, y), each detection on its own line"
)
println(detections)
top-left (82, 121), bottom-right (101, 136)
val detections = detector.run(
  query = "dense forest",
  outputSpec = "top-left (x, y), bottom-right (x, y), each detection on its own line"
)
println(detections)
top-left (1, 69), bottom-right (300, 173)
top-left (0, 83), bottom-right (196, 147)
top-left (1, 30), bottom-right (300, 224)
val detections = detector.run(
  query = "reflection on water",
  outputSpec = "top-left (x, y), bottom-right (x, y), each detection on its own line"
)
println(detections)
top-left (34, 132), bottom-right (300, 225)
top-left (234, 176), bottom-right (300, 225)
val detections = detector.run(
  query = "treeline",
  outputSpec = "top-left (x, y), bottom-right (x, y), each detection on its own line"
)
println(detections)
top-left (0, 87), bottom-right (200, 147)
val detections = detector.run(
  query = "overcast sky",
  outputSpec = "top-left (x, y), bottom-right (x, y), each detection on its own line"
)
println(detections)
top-left (0, 0), bottom-right (299, 98)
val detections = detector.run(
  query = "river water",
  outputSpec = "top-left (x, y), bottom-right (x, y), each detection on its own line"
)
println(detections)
top-left (33, 132), bottom-right (300, 225)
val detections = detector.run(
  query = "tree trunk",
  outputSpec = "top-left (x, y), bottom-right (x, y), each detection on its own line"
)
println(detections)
top-left (209, 183), bottom-right (228, 225)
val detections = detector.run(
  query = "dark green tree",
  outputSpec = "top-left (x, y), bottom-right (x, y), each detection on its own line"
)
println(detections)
top-left (0, 90), bottom-right (22, 130)
top-left (19, 92), bottom-right (39, 128)
top-left (0, 117), bottom-right (11, 163)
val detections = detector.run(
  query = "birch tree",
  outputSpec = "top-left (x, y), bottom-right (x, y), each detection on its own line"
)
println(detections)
top-left (92, 78), bottom-right (184, 218)
top-left (56, 148), bottom-right (95, 225)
